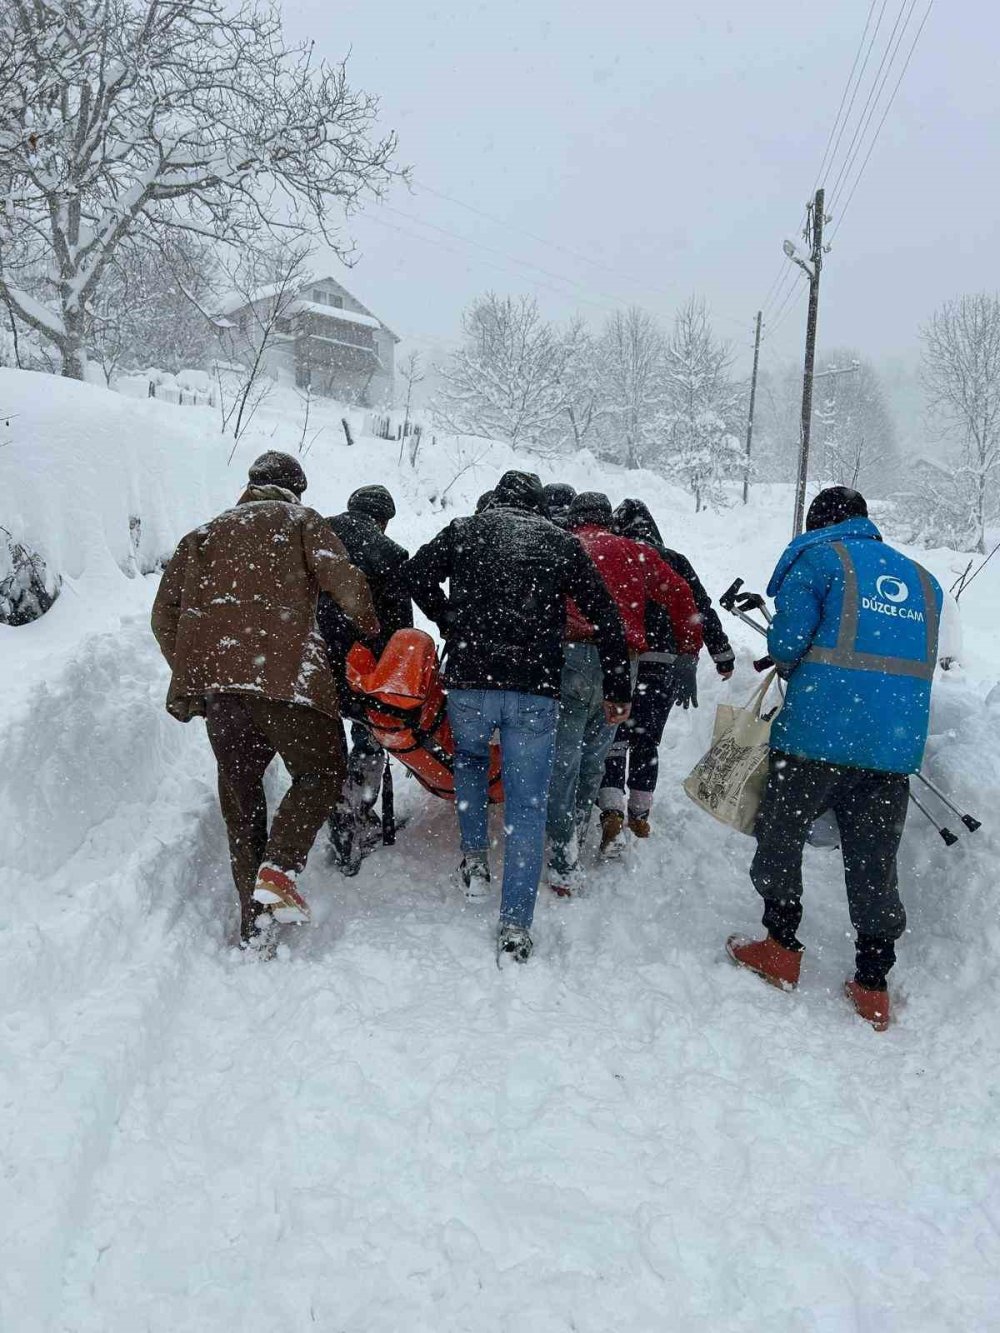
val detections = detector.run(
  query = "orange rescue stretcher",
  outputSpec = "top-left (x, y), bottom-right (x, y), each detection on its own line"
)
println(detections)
top-left (346, 628), bottom-right (504, 804)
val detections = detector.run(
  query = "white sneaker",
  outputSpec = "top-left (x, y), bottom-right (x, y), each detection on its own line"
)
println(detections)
top-left (459, 853), bottom-right (492, 903)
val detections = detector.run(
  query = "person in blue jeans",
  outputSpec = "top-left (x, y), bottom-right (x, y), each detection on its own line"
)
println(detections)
top-left (404, 470), bottom-right (630, 962)
top-left (447, 689), bottom-right (559, 936)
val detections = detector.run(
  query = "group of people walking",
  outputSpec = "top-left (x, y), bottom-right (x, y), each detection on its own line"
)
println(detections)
top-left (152, 451), bottom-right (942, 1031)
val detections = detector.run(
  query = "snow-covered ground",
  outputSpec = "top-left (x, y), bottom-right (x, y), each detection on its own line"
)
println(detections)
top-left (2, 368), bottom-right (999, 1332)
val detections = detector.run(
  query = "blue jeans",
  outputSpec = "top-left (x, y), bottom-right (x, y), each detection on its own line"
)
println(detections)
top-left (447, 689), bottom-right (559, 929)
top-left (546, 644), bottom-right (624, 869)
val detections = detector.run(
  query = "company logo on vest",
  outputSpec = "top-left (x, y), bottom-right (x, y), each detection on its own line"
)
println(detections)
top-left (864, 574), bottom-right (924, 622)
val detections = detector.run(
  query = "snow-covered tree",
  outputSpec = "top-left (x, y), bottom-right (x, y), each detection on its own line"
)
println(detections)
top-left (657, 299), bottom-right (742, 511)
top-left (88, 235), bottom-right (217, 384)
top-left (557, 317), bottom-right (604, 453)
top-left (434, 293), bottom-right (574, 449)
top-left (592, 307), bottom-right (667, 469)
top-left (813, 351), bottom-right (898, 495)
top-left (921, 294), bottom-right (1000, 553)
top-left (0, 0), bottom-right (398, 379)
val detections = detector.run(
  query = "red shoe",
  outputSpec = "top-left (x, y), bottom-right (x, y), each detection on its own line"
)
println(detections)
top-left (252, 864), bottom-right (311, 924)
top-left (726, 934), bottom-right (802, 991)
top-left (844, 980), bottom-right (890, 1032)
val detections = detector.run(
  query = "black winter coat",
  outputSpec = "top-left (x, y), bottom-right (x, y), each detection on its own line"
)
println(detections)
top-left (405, 503), bottom-right (631, 702)
top-left (612, 499), bottom-right (733, 677)
top-left (317, 511), bottom-right (413, 664)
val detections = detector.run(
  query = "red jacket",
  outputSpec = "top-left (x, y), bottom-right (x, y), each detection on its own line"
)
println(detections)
top-left (566, 525), bottom-right (703, 655)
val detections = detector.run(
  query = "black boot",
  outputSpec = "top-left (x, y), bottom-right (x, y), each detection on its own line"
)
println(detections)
top-left (855, 934), bottom-right (896, 991)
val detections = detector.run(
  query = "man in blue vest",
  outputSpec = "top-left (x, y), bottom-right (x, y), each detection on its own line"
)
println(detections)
top-left (726, 487), bottom-right (943, 1031)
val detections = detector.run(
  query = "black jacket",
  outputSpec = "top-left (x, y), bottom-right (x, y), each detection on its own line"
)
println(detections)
top-left (613, 500), bottom-right (733, 672)
top-left (405, 503), bottom-right (631, 703)
top-left (317, 511), bottom-right (412, 664)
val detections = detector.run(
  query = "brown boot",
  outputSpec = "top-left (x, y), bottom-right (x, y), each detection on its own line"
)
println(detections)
top-left (844, 980), bottom-right (890, 1032)
top-left (599, 810), bottom-right (626, 857)
top-left (627, 814), bottom-right (650, 838)
top-left (726, 934), bottom-right (802, 991)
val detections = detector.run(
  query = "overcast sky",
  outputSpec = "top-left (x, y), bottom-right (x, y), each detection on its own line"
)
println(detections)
top-left (282, 0), bottom-right (997, 377)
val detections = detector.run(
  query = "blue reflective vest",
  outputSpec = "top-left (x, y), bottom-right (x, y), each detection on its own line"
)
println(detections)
top-left (766, 517), bottom-right (942, 774)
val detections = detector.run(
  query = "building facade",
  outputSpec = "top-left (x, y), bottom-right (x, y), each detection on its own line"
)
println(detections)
top-left (218, 276), bottom-right (398, 406)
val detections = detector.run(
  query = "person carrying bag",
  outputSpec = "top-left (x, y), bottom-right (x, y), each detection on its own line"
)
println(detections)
top-left (683, 670), bottom-right (782, 835)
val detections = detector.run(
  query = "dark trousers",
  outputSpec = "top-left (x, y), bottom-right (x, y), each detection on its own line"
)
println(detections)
top-left (600, 669), bottom-right (674, 814)
top-left (205, 694), bottom-right (346, 938)
top-left (751, 751), bottom-right (909, 988)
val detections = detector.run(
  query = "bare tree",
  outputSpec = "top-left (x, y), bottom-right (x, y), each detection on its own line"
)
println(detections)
top-left (214, 244), bottom-right (310, 450)
top-left (592, 307), bottom-right (666, 469)
top-left (658, 298), bottom-right (743, 511)
top-left (0, 0), bottom-right (399, 379)
top-left (398, 350), bottom-right (425, 465)
top-left (434, 293), bottom-right (573, 449)
top-left (921, 294), bottom-right (1000, 553)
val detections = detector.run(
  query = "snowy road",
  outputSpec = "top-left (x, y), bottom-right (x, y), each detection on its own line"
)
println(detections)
top-left (3, 598), bottom-right (999, 1332)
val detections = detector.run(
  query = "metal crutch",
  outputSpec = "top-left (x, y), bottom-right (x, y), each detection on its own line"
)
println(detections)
top-left (908, 788), bottom-right (959, 846)
top-left (912, 771), bottom-right (981, 833)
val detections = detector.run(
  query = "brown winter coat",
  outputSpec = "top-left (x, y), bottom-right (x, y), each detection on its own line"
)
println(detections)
top-left (151, 484), bottom-right (379, 722)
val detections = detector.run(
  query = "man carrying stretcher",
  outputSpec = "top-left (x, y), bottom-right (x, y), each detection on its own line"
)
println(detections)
top-left (405, 470), bottom-right (631, 963)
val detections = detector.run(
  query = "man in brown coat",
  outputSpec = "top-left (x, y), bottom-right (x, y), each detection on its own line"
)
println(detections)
top-left (151, 451), bottom-right (379, 948)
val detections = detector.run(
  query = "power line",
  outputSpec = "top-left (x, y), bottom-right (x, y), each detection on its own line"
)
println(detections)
top-left (411, 179), bottom-right (685, 305)
top-left (829, 0), bottom-right (934, 238)
top-left (820, 0), bottom-right (893, 197)
top-left (364, 190), bottom-right (752, 349)
top-left (810, 0), bottom-right (882, 194)
top-left (764, 275), bottom-right (806, 342)
top-left (828, 0), bottom-right (919, 209)
top-left (763, 257), bottom-right (801, 324)
top-left (361, 210), bottom-right (623, 315)
top-left (377, 200), bottom-right (656, 312)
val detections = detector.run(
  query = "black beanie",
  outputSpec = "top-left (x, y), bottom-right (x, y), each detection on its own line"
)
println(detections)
top-left (613, 498), bottom-right (663, 546)
top-left (805, 486), bottom-right (868, 532)
top-left (543, 482), bottom-right (576, 514)
top-left (569, 491), bottom-right (612, 528)
top-left (248, 451), bottom-right (307, 496)
top-left (492, 470), bottom-right (545, 512)
top-left (348, 484), bottom-right (396, 524)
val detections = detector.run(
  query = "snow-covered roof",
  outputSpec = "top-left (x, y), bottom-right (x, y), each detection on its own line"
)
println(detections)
top-left (214, 276), bottom-right (399, 341)
top-left (290, 300), bottom-right (382, 329)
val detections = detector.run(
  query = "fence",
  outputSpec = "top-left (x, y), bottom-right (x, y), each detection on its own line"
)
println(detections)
top-left (364, 411), bottom-right (423, 445)
top-left (147, 380), bottom-right (214, 408)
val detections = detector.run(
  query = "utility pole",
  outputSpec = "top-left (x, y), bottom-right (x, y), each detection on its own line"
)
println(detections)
top-left (742, 310), bottom-right (762, 505)
top-left (785, 187), bottom-right (826, 536)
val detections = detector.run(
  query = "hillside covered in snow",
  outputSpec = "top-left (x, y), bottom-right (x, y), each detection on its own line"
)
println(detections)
top-left (1, 367), bottom-right (999, 1332)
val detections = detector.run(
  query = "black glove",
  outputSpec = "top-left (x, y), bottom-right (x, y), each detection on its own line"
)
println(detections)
top-left (672, 653), bottom-right (698, 709)
top-left (713, 649), bottom-right (736, 678)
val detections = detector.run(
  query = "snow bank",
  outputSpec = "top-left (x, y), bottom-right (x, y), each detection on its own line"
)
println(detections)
top-left (1, 370), bottom-right (999, 1330)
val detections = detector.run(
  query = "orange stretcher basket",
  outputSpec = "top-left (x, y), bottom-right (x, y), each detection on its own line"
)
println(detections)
top-left (346, 628), bottom-right (504, 803)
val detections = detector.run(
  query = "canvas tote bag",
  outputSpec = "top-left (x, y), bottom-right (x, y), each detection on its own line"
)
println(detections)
top-left (682, 671), bottom-right (782, 835)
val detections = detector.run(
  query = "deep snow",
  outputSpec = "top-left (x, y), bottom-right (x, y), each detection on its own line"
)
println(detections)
top-left (1, 369), bottom-right (999, 1332)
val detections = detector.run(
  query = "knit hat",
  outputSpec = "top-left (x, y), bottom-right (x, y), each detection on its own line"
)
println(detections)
top-left (805, 486), bottom-right (868, 532)
top-left (568, 491), bottom-right (612, 528)
top-left (348, 484), bottom-right (396, 524)
top-left (248, 451), bottom-right (307, 496)
top-left (491, 470), bottom-right (545, 513)
top-left (613, 498), bottom-right (663, 547)
top-left (542, 482), bottom-right (576, 516)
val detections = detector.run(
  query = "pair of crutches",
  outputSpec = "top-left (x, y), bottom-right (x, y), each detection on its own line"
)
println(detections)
top-left (718, 579), bottom-right (982, 846)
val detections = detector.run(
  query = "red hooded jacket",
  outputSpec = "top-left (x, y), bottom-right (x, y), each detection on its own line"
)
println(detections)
top-left (566, 524), bottom-right (703, 655)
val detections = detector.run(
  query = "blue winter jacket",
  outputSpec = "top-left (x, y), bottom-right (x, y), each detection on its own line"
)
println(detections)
top-left (766, 517), bottom-right (942, 774)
